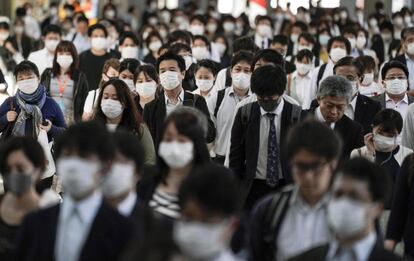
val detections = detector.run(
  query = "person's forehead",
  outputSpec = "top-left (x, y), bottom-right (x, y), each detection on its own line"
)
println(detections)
top-left (322, 96), bottom-right (348, 104)
top-left (386, 67), bottom-right (405, 76)
top-left (335, 65), bottom-right (357, 75)
top-left (334, 176), bottom-right (370, 197)
top-left (160, 59), bottom-right (179, 67)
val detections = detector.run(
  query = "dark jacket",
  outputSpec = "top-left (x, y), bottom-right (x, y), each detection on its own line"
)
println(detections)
top-left (371, 34), bottom-right (400, 65)
top-left (143, 90), bottom-right (216, 147)
top-left (40, 68), bottom-right (90, 123)
top-left (14, 200), bottom-right (133, 261)
top-left (371, 93), bottom-right (414, 109)
top-left (9, 35), bottom-right (34, 59)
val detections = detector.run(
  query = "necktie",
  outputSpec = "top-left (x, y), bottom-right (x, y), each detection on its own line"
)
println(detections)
top-left (262, 40), bottom-right (265, 49)
top-left (266, 113), bottom-right (279, 187)
top-left (60, 207), bottom-right (83, 261)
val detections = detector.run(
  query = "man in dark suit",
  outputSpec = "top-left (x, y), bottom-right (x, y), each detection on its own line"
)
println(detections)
top-left (270, 34), bottom-right (296, 74)
top-left (15, 122), bottom-right (133, 261)
top-left (143, 51), bottom-right (215, 147)
top-left (393, 27), bottom-right (414, 97)
top-left (311, 75), bottom-right (364, 158)
top-left (229, 65), bottom-right (305, 210)
top-left (289, 158), bottom-right (405, 261)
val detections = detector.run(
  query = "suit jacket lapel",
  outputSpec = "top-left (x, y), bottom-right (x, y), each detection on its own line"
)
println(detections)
top-left (80, 200), bottom-right (104, 260)
top-left (354, 94), bottom-right (364, 123)
top-left (249, 103), bottom-right (261, 170)
top-left (182, 91), bottom-right (194, 106)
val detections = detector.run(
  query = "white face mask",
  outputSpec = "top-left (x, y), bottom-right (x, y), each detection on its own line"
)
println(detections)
top-left (160, 71), bottom-right (181, 90)
top-left (183, 56), bottom-right (194, 70)
top-left (158, 141), bottom-right (194, 169)
top-left (173, 221), bottom-right (227, 260)
top-left (330, 47), bottom-right (347, 63)
top-left (0, 32), bottom-right (9, 41)
top-left (57, 157), bottom-right (100, 199)
top-left (347, 38), bottom-right (356, 49)
top-left (57, 55), bottom-right (73, 70)
top-left (223, 22), bottom-right (235, 32)
top-left (232, 72), bottom-right (251, 90)
top-left (319, 35), bottom-right (330, 46)
top-left (148, 41), bottom-right (162, 52)
top-left (196, 79), bottom-right (214, 92)
top-left (298, 45), bottom-right (312, 51)
top-left (373, 133), bottom-right (397, 152)
top-left (206, 23), bottom-right (217, 34)
top-left (361, 72), bottom-right (374, 86)
top-left (257, 24), bottom-right (272, 38)
top-left (296, 63), bottom-right (312, 75)
top-left (122, 78), bottom-right (135, 91)
top-left (192, 46), bottom-right (210, 61)
top-left (121, 46), bottom-right (138, 59)
top-left (189, 24), bottom-right (205, 36)
top-left (45, 39), bottom-right (60, 52)
top-left (91, 37), bottom-right (107, 51)
top-left (356, 36), bottom-right (367, 49)
top-left (328, 197), bottom-right (367, 239)
top-left (215, 42), bottom-right (226, 56)
top-left (385, 79), bottom-right (408, 95)
top-left (17, 78), bottom-right (39, 94)
top-left (101, 163), bottom-right (134, 198)
top-left (407, 42), bottom-right (414, 55)
top-left (136, 81), bottom-right (157, 98)
top-left (101, 99), bottom-right (124, 119)
top-left (14, 26), bottom-right (24, 34)
top-left (290, 33), bottom-right (299, 43)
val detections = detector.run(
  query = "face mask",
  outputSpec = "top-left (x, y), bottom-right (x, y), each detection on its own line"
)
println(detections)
top-left (160, 71), bottom-right (181, 90)
top-left (340, 11), bottom-right (348, 19)
top-left (373, 133), bottom-right (397, 152)
top-left (142, 31), bottom-right (150, 40)
top-left (158, 141), bottom-right (194, 169)
top-left (136, 81), bottom-right (157, 98)
top-left (160, 11), bottom-right (171, 23)
top-left (190, 24), bottom-right (205, 36)
top-left (319, 35), bottom-right (330, 46)
top-left (5, 172), bottom-right (33, 197)
top-left (101, 99), bottom-right (124, 119)
top-left (57, 55), bottom-right (73, 70)
top-left (174, 221), bottom-right (227, 260)
top-left (105, 10), bottom-right (116, 19)
top-left (407, 42), bottom-right (414, 55)
top-left (223, 22), bottom-right (235, 32)
top-left (14, 26), bottom-right (24, 34)
top-left (45, 39), bottom-right (59, 52)
top-left (148, 17), bottom-right (158, 26)
top-left (361, 73), bottom-right (374, 86)
top-left (369, 19), bottom-right (378, 27)
top-left (57, 157), bottom-right (100, 199)
top-left (232, 72), bottom-right (251, 90)
top-left (101, 163), bottom-right (134, 198)
top-left (121, 46), bottom-right (138, 59)
top-left (17, 78), bottom-right (39, 94)
top-left (394, 17), bottom-right (404, 26)
top-left (91, 37), bottom-right (107, 51)
top-left (381, 33), bottom-right (392, 42)
top-left (192, 47), bottom-right (209, 61)
top-left (50, 7), bottom-right (58, 16)
top-left (0, 32), bottom-right (9, 41)
top-left (356, 36), bottom-right (366, 49)
top-left (385, 79), bottom-right (408, 95)
top-left (215, 42), bottom-right (226, 56)
top-left (290, 34), bottom-right (299, 43)
top-left (296, 63), bottom-right (312, 75)
top-left (206, 23), bottom-right (217, 33)
top-left (183, 55), bottom-right (194, 70)
top-left (298, 45), bottom-right (312, 51)
top-left (122, 78), bottom-right (135, 91)
top-left (148, 41), bottom-right (162, 52)
top-left (329, 47), bottom-right (347, 63)
top-left (257, 24), bottom-right (272, 38)
top-left (347, 38), bottom-right (356, 49)
top-left (196, 79), bottom-right (214, 92)
top-left (258, 99), bottom-right (280, 112)
top-left (405, 16), bottom-right (412, 24)
top-left (328, 197), bottom-right (367, 239)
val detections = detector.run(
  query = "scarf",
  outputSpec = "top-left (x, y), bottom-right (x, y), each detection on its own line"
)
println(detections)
top-left (12, 85), bottom-right (47, 137)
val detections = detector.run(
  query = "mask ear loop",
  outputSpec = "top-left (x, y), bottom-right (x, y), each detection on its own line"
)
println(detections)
top-left (379, 137), bottom-right (397, 166)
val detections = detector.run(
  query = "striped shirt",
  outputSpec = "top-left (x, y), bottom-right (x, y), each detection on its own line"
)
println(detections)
top-left (149, 189), bottom-right (180, 219)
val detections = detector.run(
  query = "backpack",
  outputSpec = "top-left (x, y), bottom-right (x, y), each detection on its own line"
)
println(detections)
top-left (316, 63), bottom-right (328, 89)
top-left (214, 89), bottom-right (226, 118)
top-left (225, 67), bottom-right (232, 87)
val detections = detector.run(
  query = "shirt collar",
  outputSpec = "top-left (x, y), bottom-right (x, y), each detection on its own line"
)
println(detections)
top-left (229, 87), bottom-right (252, 97)
top-left (260, 97), bottom-right (285, 116)
top-left (164, 89), bottom-right (184, 105)
top-left (289, 186), bottom-right (330, 212)
top-left (350, 94), bottom-right (358, 110)
top-left (61, 190), bottom-right (102, 225)
top-left (315, 107), bottom-right (335, 129)
top-left (117, 191), bottom-right (137, 216)
top-left (293, 70), bottom-right (313, 80)
top-left (385, 93), bottom-right (409, 104)
top-left (327, 232), bottom-right (377, 261)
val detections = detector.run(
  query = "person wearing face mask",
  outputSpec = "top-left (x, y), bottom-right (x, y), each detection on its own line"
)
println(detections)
top-left (15, 121), bottom-right (134, 261)
top-left (249, 120), bottom-right (341, 261)
top-left (287, 21), bottom-right (307, 57)
top-left (40, 2), bottom-right (59, 33)
top-left (169, 43), bottom-right (197, 92)
top-left (93, 79), bottom-right (155, 165)
top-left (103, 4), bottom-right (117, 20)
top-left (253, 15), bottom-right (274, 49)
top-left (119, 59), bottom-right (141, 94)
top-left (174, 164), bottom-right (241, 261)
top-left (192, 60), bottom-right (218, 113)
top-left (213, 35), bottom-right (231, 69)
top-left (143, 32), bottom-right (163, 66)
top-left (206, 17), bottom-right (218, 39)
top-left (230, 65), bottom-right (305, 210)
top-left (40, 41), bottom-right (89, 125)
top-left (192, 35), bottom-right (213, 62)
top-left (270, 35), bottom-right (297, 74)
top-left (139, 107), bottom-right (211, 220)
top-left (291, 158), bottom-right (404, 261)
top-left (0, 22), bottom-right (24, 74)
top-left (371, 21), bottom-right (400, 65)
top-left (393, 27), bottom-right (414, 95)
top-left (16, 4), bottom-right (41, 41)
top-left (134, 65), bottom-right (159, 114)
top-left (392, 12), bottom-right (405, 41)
top-left (0, 61), bottom-right (66, 140)
top-left (118, 31), bottom-right (140, 63)
top-left (343, 27), bottom-right (360, 58)
top-left (64, 15), bottom-right (91, 54)
top-left (354, 28), bottom-right (379, 60)
top-left (189, 15), bottom-right (206, 37)
top-left (143, 52), bottom-right (215, 147)
top-left (9, 18), bottom-right (34, 59)
top-left (316, 28), bottom-right (331, 64)
top-left (28, 24), bottom-right (62, 75)
top-left (289, 33), bottom-right (320, 67)
top-left (355, 55), bottom-right (384, 97)
top-left (372, 61), bottom-right (414, 122)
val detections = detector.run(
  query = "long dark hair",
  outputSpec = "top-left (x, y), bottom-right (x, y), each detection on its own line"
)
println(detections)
top-left (93, 79), bottom-right (143, 136)
top-left (52, 40), bottom-right (79, 78)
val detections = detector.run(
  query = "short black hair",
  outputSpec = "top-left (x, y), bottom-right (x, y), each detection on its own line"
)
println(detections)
top-left (194, 59), bottom-right (218, 77)
top-left (342, 26), bottom-right (357, 37)
top-left (14, 60), bottom-right (39, 78)
top-left (231, 50), bottom-right (254, 69)
top-left (120, 58), bottom-right (141, 74)
top-left (167, 30), bottom-right (192, 46)
top-left (76, 15), bottom-right (89, 24)
top-left (272, 34), bottom-right (289, 46)
top-left (119, 31), bottom-right (139, 46)
top-left (372, 109), bottom-right (403, 134)
top-left (42, 24), bottom-right (62, 37)
top-left (333, 56), bottom-right (364, 77)
top-left (178, 164), bottom-right (241, 217)
top-left (355, 55), bottom-right (376, 72)
top-left (156, 51), bottom-right (186, 72)
top-left (402, 27), bottom-right (414, 40)
top-left (327, 36), bottom-right (351, 54)
top-left (232, 36), bottom-right (259, 54)
top-left (381, 60), bottom-right (409, 80)
top-left (292, 21), bottom-right (308, 32)
top-left (112, 130), bottom-right (144, 174)
top-left (251, 49), bottom-right (285, 71)
top-left (189, 14), bottom-right (206, 25)
top-left (0, 136), bottom-right (46, 175)
top-left (169, 43), bottom-right (192, 55)
top-left (251, 64), bottom-right (286, 96)
top-left (193, 35), bottom-right (211, 50)
top-left (0, 22), bottom-right (10, 30)
top-left (145, 31), bottom-right (162, 47)
top-left (379, 20), bottom-right (394, 33)
top-left (296, 49), bottom-right (314, 62)
top-left (88, 23), bottom-right (108, 38)
top-left (255, 15), bottom-right (273, 26)
top-left (54, 121), bottom-right (115, 162)
top-left (134, 64), bottom-right (159, 83)
top-left (286, 119), bottom-right (342, 161)
top-left (337, 157), bottom-right (391, 205)
top-left (298, 32), bottom-right (315, 45)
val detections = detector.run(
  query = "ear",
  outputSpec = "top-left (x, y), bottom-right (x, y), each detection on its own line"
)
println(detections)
top-left (316, 97), bottom-right (321, 105)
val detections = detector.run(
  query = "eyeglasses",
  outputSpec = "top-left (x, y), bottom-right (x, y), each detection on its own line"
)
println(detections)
top-left (291, 161), bottom-right (329, 174)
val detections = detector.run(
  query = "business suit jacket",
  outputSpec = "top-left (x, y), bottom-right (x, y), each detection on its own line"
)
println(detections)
top-left (15, 200), bottom-right (133, 261)
top-left (143, 90), bottom-right (216, 147)
top-left (371, 93), bottom-right (414, 109)
top-left (371, 34), bottom-right (400, 65)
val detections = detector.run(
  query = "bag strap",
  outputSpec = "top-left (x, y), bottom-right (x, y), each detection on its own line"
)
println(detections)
top-left (214, 89), bottom-right (226, 118)
top-left (290, 104), bottom-right (302, 124)
top-left (316, 63), bottom-right (328, 89)
top-left (241, 102), bottom-right (253, 127)
top-left (225, 67), bottom-right (232, 87)
top-left (287, 73), bottom-right (293, 95)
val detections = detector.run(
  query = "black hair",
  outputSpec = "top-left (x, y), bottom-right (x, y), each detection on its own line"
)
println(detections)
top-left (255, 15), bottom-right (273, 27)
top-left (178, 164), bottom-right (241, 217)
top-left (145, 31), bottom-right (163, 48)
top-left (119, 31), bottom-right (140, 46)
top-left (251, 49), bottom-right (285, 71)
top-left (14, 60), bottom-right (39, 78)
top-left (156, 51), bottom-right (186, 72)
top-left (272, 34), bottom-right (289, 46)
top-left (342, 26), bottom-right (357, 37)
top-left (42, 24), bottom-right (62, 37)
top-left (337, 157), bottom-right (391, 205)
top-left (88, 23), bottom-right (108, 38)
top-left (327, 36), bottom-right (351, 54)
top-left (193, 35), bottom-right (211, 50)
top-left (16, 7), bottom-right (26, 17)
top-left (298, 32), bottom-right (315, 45)
top-left (134, 64), bottom-right (159, 83)
top-left (112, 130), bottom-right (144, 174)
top-left (402, 27), bottom-right (414, 40)
top-left (379, 20), bottom-right (394, 34)
top-left (286, 119), bottom-right (342, 161)
top-left (296, 49), bottom-right (314, 63)
top-left (251, 64), bottom-right (286, 96)
top-left (381, 60), bottom-right (409, 80)
top-left (76, 15), bottom-right (89, 24)
top-left (190, 14), bottom-right (206, 25)
top-left (167, 30), bottom-right (192, 46)
top-left (292, 21), bottom-right (308, 32)
top-left (0, 136), bottom-right (46, 175)
top-left (231, 50), bottom-right (254, 69)
top-left (120, 58), bottom-right (141, 75)
top-left (232, 36), bottom-right (259, 54)
top-left (355, 55), bottom-right (376, 72)
top-left (333, 56), bottom-right (364, 77)
top-left (169, 43), bottom-right (192, 55)
top-left (54, 121), bottom-right (115, 162)
top-left (372, 109), bottom-right (403, 134)
top-left (0, 22), bottom-right (10, 30)
top-left (194, 59), bottom-right (218, 77)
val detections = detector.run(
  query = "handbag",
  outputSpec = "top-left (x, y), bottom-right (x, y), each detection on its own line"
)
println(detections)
top-left (0, 98), bottom-right (15, 141)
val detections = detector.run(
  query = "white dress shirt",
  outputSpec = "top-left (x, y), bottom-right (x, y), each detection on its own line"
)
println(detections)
top-left (192, 87), bottom-right (217, 116)
top-left (385, 93), bottom-right (409, 121)
top-left (288, 71), bottom-right (315, 110)
top-left (256, 98), bottom-right (284, 180)
top-left (213, 68), bottom-right (229, 92)
top-left (309, 59), bottom-right (334, 95)
top-left (165, 89), bottom-right (184, 115)
top-left (55, 191), bottom-right (102, 261)
top-left (66, 32), bottom-right (91, 54)
top-left (326, 232), bottom-right (377, 261)
top-left (117, 191), bottom-right (137, 217)
top-left (254, 34), bottom-right (270, 49)
top-left (344, 95), bottom-right (358, 120)
top-left (28, 48), bottom-right (54, 75)
top-left (277, 188), bottom-right (332, 261)
top-left (315, 106), bottom-right (335, 129)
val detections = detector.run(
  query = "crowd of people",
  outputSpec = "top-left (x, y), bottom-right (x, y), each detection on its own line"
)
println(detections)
top-left (1, 0), bottom-right (414, 260)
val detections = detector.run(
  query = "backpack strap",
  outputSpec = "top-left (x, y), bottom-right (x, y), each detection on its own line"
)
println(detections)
top-left (290, 104), bottom-right (302, 124)
top-left (241, 102), bottom-right (253, 127)
top-left (214, 89), bottom-right (226, 118)
top-left (193, 93), bottom-right (199, 107)
top-left (225, 67), bottom-right (232, 87)
top-left (316, 63), bottom-right (328, 89)
top-left (287, 74), bottom-right (293, 95)
top-left (71, 32), bottom-right (77, 42)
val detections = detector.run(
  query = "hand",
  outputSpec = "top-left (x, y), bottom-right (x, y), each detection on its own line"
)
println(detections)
top-left (364, 133), bottom-right (375, 154)
top-left (82, 112), bottom-right (93, 121)
top-left (6, 111), bottom-right (18, 122)
top-left (384, 239), bottom-right (396, 252)
top-left (39, 119), bottom-right (52, 132)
